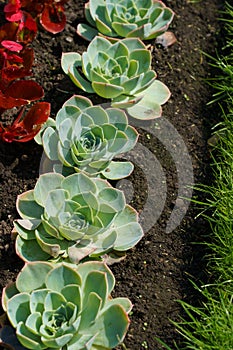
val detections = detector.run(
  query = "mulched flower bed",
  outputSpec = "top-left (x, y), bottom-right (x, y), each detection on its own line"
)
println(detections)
top-left (0, 0), bottom-right (222, 348)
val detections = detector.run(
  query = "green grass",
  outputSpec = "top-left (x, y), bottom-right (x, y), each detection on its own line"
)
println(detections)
top-left (175, 287), bottom-right (233, 349)
top-left (205, 2), bottom-right (233, 104)
top-left (165, 2), bottom-right (233, 349)
top-left (186, 1), bottom-right (203, 3)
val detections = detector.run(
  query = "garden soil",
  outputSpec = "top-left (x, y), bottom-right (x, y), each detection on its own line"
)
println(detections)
top-left (0, 0), bottom-right (223, 349)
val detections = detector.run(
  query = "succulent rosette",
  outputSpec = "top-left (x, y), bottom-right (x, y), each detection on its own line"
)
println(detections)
top-left (2, 261), bottom-right (132, 350)
top-left (61, 36), bottom-right (171, 120)
top-left (36, 95), bottom-right (138, 180)
top-left (78, 0), bottom-right (174, 42)
top-left (14, 172), bottom-right (143, 263)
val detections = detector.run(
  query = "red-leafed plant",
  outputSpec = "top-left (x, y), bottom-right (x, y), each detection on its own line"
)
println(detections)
top-left (0, 22), bottom-right (50, 142)
top-left (0, 37), bottom-right (44, 108)
top-left (0, 102), bottom-right (50, 142)
top-left (4, 0), bottom-right (69, 34)
top-left (1, 11), bottom-right (37, 44)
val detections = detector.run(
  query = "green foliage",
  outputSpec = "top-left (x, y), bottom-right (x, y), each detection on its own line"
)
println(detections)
top-left (14, 172), bottom-right (143, 263)
top-left (37, 95), bottom-right (138, 180)
top-left (61, 36), bottom-right (171, 120)
top-left (2, 261), bottom-right (132, 350)
top-left (174, 286), bottom-right (233, 350)
top-left (202, 2), bottom-right (233, 104)
top-left (77, 0), bottom-right (174, 41)
top-left (166, 3), bottom-right (233, 349)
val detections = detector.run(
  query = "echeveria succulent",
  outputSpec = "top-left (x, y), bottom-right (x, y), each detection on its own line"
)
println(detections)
top-left (2, 261), bottom-right (132, 350)
top-left (36, 95), bottom-right (138, 180)
top-left (61, 36), bottom-right (171, 120)
top-left (14, 172), bottom-right (143, 263)
top-left (78, 0), bottom-right (174, 42)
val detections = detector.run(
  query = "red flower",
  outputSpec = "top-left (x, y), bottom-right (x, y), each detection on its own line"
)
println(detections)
top-left (4, 0), bottom-right (69, 34)
top-left (1, 40), bottom-right (23, 52)
top-left (4, 0), bottom-right (23, 22)
top-left (0, 38), bottom-right (43, 109)
top-left (40, 2), bottom-right (67, 34)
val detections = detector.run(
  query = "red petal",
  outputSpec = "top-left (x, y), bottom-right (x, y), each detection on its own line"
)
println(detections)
top-left (1, 40), bottom-right (23, 52)
top-left (1, 49), bottom-right (33, 82)
top-left (5, 11), bottom-right (23, 22)
top-left (4, 4), bottom-right (19, 13)
top-left (23, 13), bottom-right (37, 32)
top-left (40, 4), bottom-right (66, 34)
top-left (2, 66), bottom-right (32, 82)
top-left (0, 131), bottom-right (16, 143)
top-left (0, 48), bottom-right (34, 83)
top-left (0, 80), bottom-right (44, 109)
top-left (21, 47), bottom-right (34, 70)
top-left (5, 80), bottom-right (44, 100)
top-left (0, 23), bottom-right (18, 43)
top-left (8, 53), bottom-right (24, 62)
top-left (17, 12), bottom-right (37, 43)
top-left (4, 0), bottom-right (21, 12)
top-left (0, 102), bottom-right (50, 142)
top-left (4, 1), bottom-right (23, 22)
top-left (15, 102), bottom-right (51, 129)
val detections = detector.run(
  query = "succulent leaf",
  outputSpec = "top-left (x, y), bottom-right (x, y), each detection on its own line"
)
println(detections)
top-left (42, 127), bottom-right (60, 161)
top-left (34, 173), bottom-right (64, 207)
top-left (16, 262), bottom-right (53, 292)
top-left (79, 0), bottom-right (174, 41)
top-left (77, 23), bottom-right (98, 41)
top-left (16, 322), bottom-right (42, 350)
top-left (127, 79), bottom-right (171, 119)
top-left (7, 293), bottom-right (30, 327)
top-left (63, 95), bottom-right (93, 110)
top-left (14, 173), bottom-right (143, 263)
top-left (16, 190), bottom-right (43, 220)
top-left (46, 265), bottom-right (81, 292)
top-left (62, 37), bottom-right (170, 119)
top-left (61, 52), bottom-right (81, 74)
top-left (39, 95), bottom-right (137, 177)
top-left (68, 64), bottom-right (94, 93)
top-left (101, 161), bottom-right (134, 180)
top-left (2, 261), bottom-right (132, 350)
top-left (16, 236), bottom-right (51, 262)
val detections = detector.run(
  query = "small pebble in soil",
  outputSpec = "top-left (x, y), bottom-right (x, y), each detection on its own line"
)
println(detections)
top-left (21, 154), bottom-right (28, 161)
top-left (65, 36), bottom-right (73, 43)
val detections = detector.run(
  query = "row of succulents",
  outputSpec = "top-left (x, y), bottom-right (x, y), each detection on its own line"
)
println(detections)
top-left (1, 1), bottom-right (175, 349)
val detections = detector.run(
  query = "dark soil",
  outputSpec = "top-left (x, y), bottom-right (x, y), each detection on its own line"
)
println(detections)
top-left (0, 1), bottom-right (223, 349)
